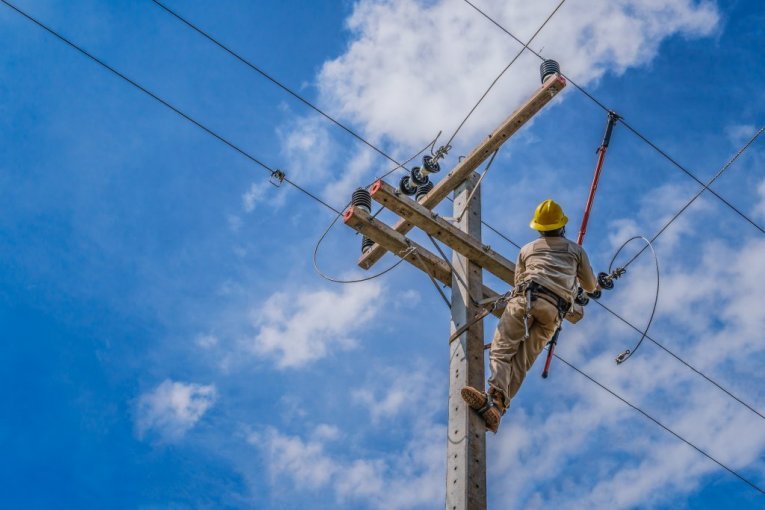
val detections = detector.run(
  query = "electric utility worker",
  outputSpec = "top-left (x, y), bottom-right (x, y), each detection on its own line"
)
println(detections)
top-left (461, 199), bottom-right (599, 433)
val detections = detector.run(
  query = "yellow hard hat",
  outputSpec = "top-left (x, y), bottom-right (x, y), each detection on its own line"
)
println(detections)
top-left (529, 199), bottom-right (568, 231)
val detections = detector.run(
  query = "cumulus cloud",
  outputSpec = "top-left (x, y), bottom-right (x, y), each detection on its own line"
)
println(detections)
top-left (135, 379), bottom-right (217, 442)
top-left (248, 281), bottom-right (383, 368)
top-left (352, 366), bottom-right (434, 423)
top-left (242, 181), bottom-right (271, 212)
top-left (251, 366), bottom-right (444, 509)
top-left (755, 179), bottom-right (765, 221)
top-left (269, 0), bottom-right (719, 209)
top-left (317, 0), bottom-right (718, 148)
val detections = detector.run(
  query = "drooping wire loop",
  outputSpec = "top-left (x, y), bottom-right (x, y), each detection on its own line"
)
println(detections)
top-left (608, 236), bottom-right (660, 365)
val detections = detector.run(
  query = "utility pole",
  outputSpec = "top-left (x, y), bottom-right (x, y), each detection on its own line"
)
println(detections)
top-left (343, 62), bottom-right (566, 510)
top-left (446, 173), bottom-right (486, 509)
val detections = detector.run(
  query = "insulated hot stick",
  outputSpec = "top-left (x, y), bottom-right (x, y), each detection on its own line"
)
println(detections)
top-left (542, 110), bottom-right (619, 379)
top-left (577, 111), bottom-right (619, 244)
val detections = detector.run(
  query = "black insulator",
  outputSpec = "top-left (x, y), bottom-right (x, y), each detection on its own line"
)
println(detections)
top-left (574, 287), bottom-right (589, 306)
top-left (352, 187), bottom-right (372, 213)
top-left (587, 289), bottom-right (602, 300)
top-left (598, 271), bottom-right (615, 290)
top-left (416, 180), bottom-right (434, 201)
top-left (361, 236), bottom-right (375, 254)
top-left (399, 175), bottom-right (418, 196)
top-left (410, 166), bottom-right (429, 186)
top-left (422, 155), bottom-right (440, 174)
top-left (540, 59), bottom-right (560, 83)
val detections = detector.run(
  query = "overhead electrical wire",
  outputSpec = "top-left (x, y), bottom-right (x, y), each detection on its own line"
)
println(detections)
top-left (8, 0), bottom-right (764, 494)
top-left (429, 259), bottom-right (764, 495)
top-left (141, 0), bottom-right (765, 422)
top-left (553, 352), bottom-right (765, 496)
top-left (146, 0), bottom-right (545, 254)
top-left (622, 124), bottom-right (765, 269)
top-left (441, 0), bottom-right (567, 152)
top-left (594, 298), bottom-right (765, 422)
top-left (0, 0), bottom-right (343, 217)
top-left (149, 0), bottom-right (403, 169)
top-left (461, 0), bottom-right (765, 237)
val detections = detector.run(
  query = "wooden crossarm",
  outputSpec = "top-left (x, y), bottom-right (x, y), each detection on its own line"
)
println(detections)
top-left (369, 179), bottom-right (516, 286)
top-left (358, 73), bottom-right (566, 270)
top-left (343, 205), bottom-right (504, 318)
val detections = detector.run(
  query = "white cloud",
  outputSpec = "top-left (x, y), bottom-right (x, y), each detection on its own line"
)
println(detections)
top-left (755, 179), bottom-right (765, 221)
top-left (248, 281), bottom-right (383, 368)
top-left (196, 334), bottom-right (219, 349)
top-left (135, 379), bottom-right (217, 442)
top-left (484, 217), bottom-right (765, 508)
top-left (250, 366), bottom-right (444, 509)
top-left (352, 366), bottom-right (434, 423)
top-left (277, 115), bottom-right (335, 186)
top-left (725, 123), bottom-right (756, 146)
top-left (242, 181), bottom-right (270, 212)
top-left (317, 0), bottom-right (718, 150)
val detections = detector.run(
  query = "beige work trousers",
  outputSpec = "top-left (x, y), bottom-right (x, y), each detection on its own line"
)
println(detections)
top-left (488, 294), bottom-right (561, 410)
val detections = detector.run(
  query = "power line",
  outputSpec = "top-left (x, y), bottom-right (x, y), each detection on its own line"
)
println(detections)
top-left (593, 299), bottom-right (765, 422)
top-left (442, 0), bottom-right (567, 152)
top-left (0, 0), bottom-right (341, 216)
top-left (461, 0), bottom-right (765, 237)
top-left (11, 1), bottom-right (764, 494)
top-left (146, 0), bottom-right (542, 253)
top-left (554, 352), bottom-right (765, 496)
top-left (495, 227), bottom-right (765, 424)
top-left (622, 124), bottom-right (765, 268)
top-left (149, 0), bottom-right (402, 169)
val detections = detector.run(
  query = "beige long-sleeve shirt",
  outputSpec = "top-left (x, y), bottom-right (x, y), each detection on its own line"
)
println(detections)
top-left (515, 236), bottom-right (598, 303)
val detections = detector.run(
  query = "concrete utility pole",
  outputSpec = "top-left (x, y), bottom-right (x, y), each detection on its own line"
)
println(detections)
top-left (343, 64), bottom-right (566, 510)
top-left (446, 173), bottom-right (486, 509)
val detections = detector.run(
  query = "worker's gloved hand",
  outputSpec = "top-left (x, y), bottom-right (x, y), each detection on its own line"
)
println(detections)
top-left (587, 289), bottom-right (602, 300)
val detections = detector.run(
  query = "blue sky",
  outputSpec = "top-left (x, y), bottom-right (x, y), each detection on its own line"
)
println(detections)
top-left (1, 0), bottom-right (764, 509)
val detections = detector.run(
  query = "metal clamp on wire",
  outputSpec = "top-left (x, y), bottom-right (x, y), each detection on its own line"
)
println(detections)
top-left (615, 349), bottom-right (631, 364)
top-left (432, 144), bottom-right (451, 162)
top-left (599, 267), bottom-right (626, 289)
top-left (269, 169), bottom-right (286, 187)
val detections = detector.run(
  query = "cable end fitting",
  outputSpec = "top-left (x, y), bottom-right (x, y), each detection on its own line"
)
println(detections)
top-left (615, 349), bottom-right (631, 365)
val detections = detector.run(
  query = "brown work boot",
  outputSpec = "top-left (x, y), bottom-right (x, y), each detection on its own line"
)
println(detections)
top-left (460, 386), bottom-right (502, 433)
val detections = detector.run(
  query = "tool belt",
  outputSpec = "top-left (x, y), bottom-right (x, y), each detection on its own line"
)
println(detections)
top-left (516, 280), bottom-right (571, 318)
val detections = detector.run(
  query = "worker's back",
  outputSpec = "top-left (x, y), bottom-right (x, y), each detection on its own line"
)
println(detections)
top-left (515, 236), bottom-right (597, 301)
